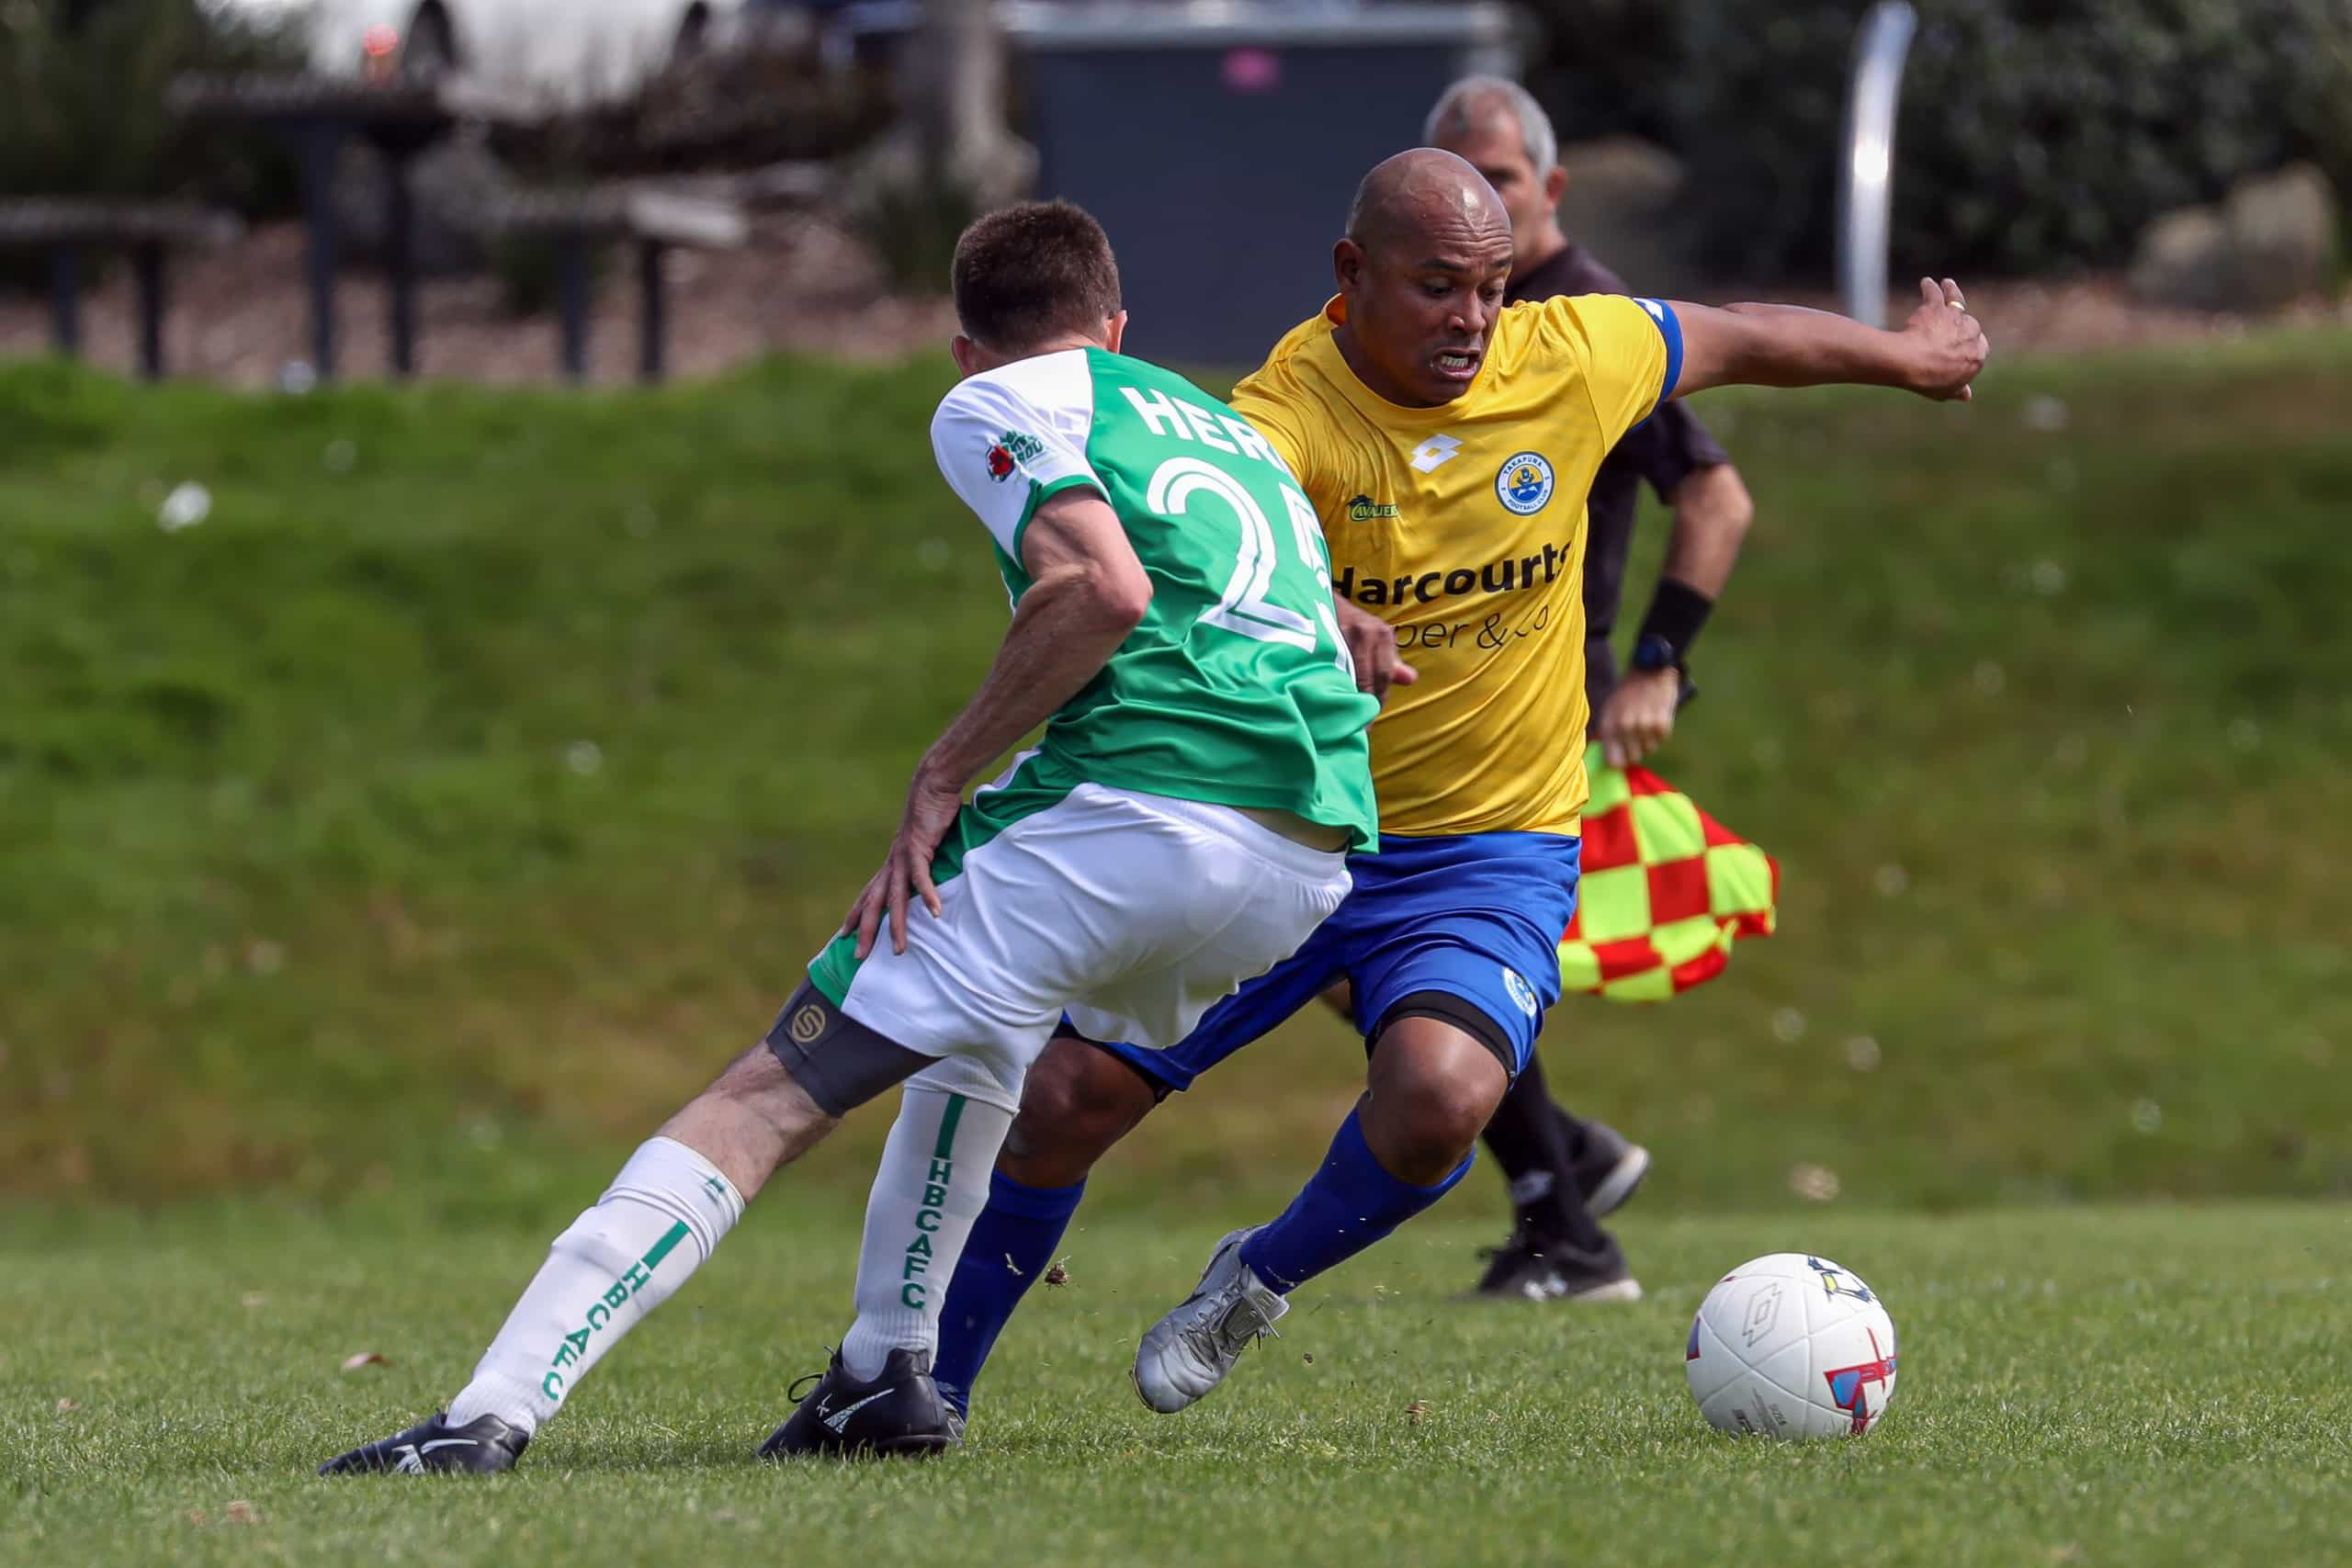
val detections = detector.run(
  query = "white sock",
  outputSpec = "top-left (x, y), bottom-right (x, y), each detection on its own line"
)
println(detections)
top-left (838, 1084), bottom-right (1013, 1381)
top-left (447, 1136), bottom-right (744, 1435)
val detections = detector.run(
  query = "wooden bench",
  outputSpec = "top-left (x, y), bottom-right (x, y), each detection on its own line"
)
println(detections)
top-left (472, 186), bottom-right (750, 384)
top-left (0, 199), bottom-right (243, 379)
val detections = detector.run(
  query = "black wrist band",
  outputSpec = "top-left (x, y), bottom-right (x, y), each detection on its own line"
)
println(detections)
top-left (1635, 578), bottom-right (1714, 662)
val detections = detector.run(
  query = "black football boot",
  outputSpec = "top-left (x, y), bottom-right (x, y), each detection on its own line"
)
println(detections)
top-left (319, 1411), bottom-right (530, 1475)
top-left (757, 1347), bottom-right (959, 1460)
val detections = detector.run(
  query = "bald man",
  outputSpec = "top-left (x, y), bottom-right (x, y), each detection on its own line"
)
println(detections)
top-left (1407, 75), bottom-right (1760, 1304)
top-left (911, 151), bottom-right (1985, 1432)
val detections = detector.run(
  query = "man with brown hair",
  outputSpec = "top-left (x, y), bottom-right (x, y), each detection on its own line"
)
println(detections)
top-left (318, 200), bottom-right (1378, 1472)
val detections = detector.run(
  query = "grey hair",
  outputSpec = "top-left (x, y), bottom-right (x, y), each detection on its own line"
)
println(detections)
top-left (1422, 75), bottom-right (1557, 176)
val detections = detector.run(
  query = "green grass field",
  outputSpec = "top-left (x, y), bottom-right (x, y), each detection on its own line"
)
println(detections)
top-left (4, 336), bottom-right (2351, 1561)
top-left (6, 1202), bottom-right (2346, 1567)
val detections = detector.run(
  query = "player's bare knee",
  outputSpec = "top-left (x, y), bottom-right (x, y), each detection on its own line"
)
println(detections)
top-left (1420, 1075), bottom-right (1500, 1158)
top-left (1000, 1034), bottom-right (1155, 1181)
top-left (1365, 1083), bottom-right (1488, 1180)
top-left (706, 1042), bottom-right (807, 1119)
top-left (1364, 1014), bottom-right (1510, 1179)
top-left (715, 1048), bottom-right (828, 1133)
top-left (659, 1042), bottom-right (834, 1197)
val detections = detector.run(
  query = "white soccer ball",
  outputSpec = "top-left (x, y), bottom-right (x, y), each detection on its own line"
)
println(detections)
top-left (1684, 1252), bottom-right (1899, 1439)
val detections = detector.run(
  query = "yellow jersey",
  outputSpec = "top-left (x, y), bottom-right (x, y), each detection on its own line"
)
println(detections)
top-left (1231, 292), bottom-right (1679, 838)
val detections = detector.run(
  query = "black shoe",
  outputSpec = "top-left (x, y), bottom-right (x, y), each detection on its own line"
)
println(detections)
top-left (757, 1348), bottom-right (958, 1460)
top-left (1470, 1232), bottom-right (1644, 1303)
top-left (1567, 1120), bottom-right (1652, 1219)
top-left (318, 1411), bottom-right (529, 1475)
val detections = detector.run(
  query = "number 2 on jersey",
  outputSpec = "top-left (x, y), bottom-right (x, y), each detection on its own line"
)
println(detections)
top-left (1145, 457), bottom-right (1355, 676)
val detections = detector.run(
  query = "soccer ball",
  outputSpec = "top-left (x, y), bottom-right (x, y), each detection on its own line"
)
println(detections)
top-left (1684, 1253), bottom-right (1899, 1439)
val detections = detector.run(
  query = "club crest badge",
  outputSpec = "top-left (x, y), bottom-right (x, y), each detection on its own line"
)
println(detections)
top-left (1495, 451), bottom-right (1555, 515)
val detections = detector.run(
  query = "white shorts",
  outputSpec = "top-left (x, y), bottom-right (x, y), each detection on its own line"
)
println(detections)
top-left (815, 783), bottom-right (1352, 1111)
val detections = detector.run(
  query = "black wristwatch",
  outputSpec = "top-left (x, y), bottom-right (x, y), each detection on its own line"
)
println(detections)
top-left (1631, 633), bottom-right (1680, 675)
top-left (1630, 633), bottom-right (1701, 709)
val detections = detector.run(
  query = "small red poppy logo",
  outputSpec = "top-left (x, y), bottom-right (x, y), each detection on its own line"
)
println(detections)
top-left (985, 443), bottom-right (1015, 481)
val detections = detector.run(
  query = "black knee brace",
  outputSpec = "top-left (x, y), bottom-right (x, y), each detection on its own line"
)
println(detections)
top-left (762, 980), bottom-right (933, 1116)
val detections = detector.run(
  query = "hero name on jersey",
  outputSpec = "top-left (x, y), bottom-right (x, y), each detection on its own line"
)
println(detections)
top-left (1114, 384), bottom-right (1295, 479)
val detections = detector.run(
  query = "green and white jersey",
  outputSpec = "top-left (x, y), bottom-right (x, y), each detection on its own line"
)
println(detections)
top-left (926, 346), bottom-right (1379, 857)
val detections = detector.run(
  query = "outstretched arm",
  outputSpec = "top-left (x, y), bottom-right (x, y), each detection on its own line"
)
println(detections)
top-left (1669, 278), bottom-right (1988, 402)
top-left (843, 490), bottom-right (1151, 957)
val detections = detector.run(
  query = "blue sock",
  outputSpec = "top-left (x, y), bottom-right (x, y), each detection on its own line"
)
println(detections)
top-left (1239, 1110), bottom-right (1472, 1293)
top-left (932, 1169), bottom-right (1086, 1417)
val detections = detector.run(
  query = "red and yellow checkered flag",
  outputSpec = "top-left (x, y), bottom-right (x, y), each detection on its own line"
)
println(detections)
top-left (1559, 743), bottom-right (1779, 1002)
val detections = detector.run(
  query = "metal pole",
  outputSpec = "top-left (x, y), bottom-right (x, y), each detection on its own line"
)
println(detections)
top-left (131, 241), bottom-right (166, 380)
top-left (556, 237), bottom-right (591, 384)
top-left (385, 152), bottom-right (418, 378)
top-left (1837, 1), bottom-right (1917, 327)
top-left (299, 120), bottom-right (345, 378)
top-left (48, 245), bottom-right (82, 358)
top-left (637, 239), bottom-right (666, 385)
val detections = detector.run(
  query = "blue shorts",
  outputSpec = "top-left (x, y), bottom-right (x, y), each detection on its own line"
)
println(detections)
top-left (1097, 830), bottom-right (1581, 1094)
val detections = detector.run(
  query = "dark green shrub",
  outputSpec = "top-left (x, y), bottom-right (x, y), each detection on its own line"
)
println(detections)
top-left (486, 49), bottom-right (891, 178)
top-left (850, 171), bottom-right (973, 298)
top-left (489, 231), bottom-right (605, 320)
top-left (1521, 0), bottom-right (2352, 280)
top-left (0, 0), bottom-right (302, 211)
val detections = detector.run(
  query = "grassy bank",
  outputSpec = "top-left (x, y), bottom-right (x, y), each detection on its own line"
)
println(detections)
top-left (2, 333), bottom-right (2349, 1213)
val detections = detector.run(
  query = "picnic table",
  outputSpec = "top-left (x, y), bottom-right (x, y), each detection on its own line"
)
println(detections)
top-left (169, 72), bottom-right (463, 380)
top-left (166, 72), bottom-right (753, 385)
top-left (0, 199), bottom-right (243, 379)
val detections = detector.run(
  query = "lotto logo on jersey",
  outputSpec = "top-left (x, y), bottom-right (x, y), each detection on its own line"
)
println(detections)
top-left (985, 429), bottom-right (1045, 483)
top-left (1495, 451), bottom-right (1555, 515)
top-left (1408, 434), bottom-right (1463, 472)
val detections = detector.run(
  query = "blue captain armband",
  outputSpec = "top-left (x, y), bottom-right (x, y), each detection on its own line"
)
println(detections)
top-left (1632, 297), bottom-right (1684, 410)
